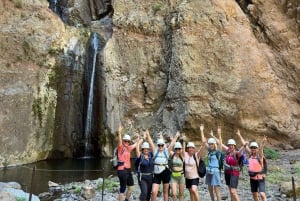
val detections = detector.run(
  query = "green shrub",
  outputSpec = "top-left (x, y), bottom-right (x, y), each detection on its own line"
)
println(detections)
top-left (97, 179), bottom-right (119, 192)
top-left (152, 3), bottom-right (161, 14)
top-left (264, 147), bottom-right (279, 160)
top-left (14, 0), bottom-right (22, 8)
top-left (15, 197), bottom-right (26, 201)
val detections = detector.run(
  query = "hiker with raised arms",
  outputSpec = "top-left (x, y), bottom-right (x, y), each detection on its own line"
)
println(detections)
top-left (151, 131), bottom-right (179, 201)
top-left (221, 129), bottom-right (245, 201)
top-left (168, 133), bottom-right (186, 201)
top-left (247, 136), bottom-right (268, 201)
top-left (200, 124), bottom-right (222, 201)
top-left (135, 129), bottom-right (155, 201)
top-left (116, 124), bottom-right (139, 201)
top-left (185, 130), bottom-right (206, 201)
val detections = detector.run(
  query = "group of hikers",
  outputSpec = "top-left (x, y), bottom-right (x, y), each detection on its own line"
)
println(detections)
top-left (115, 124), bottom-right (268, 201)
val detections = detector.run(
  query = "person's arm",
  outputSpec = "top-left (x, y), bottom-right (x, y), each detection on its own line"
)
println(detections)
top-left (181, 133), bottom-right (186, 159)
top-left (136, 137), bottom-right (143, 158)
top-left (168, 131), bottom-right (180, 153)
top-left (258, 135), bottom-right (267, 163)
top-left (196, 141), bottom-right (207, 159)
top-left (131, 135), bottom-right (139, 149)
top-left (217, 126), bottom-right (227, 151)
top-left (236, 129), bottom-right (250, 153)
top-left (118, 124), bottom-right (123, 146)
top-left (200, 124), bottom-right (208, 148)
top-left (146, 129), bottom-right (156, 152)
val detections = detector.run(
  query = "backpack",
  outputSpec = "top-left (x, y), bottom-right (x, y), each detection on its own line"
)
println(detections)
top-left (193, 154), bottom-right (206, 178)
top-left (211, 150), bottom-right (225, 170)
top-left (168, 153), bottom-right (184, 173)
top-left (153, 149), bottom-right (168, 162)
top-left (226, 150), bottom-right (244, 171)
top-left (112, 148), bottom-right (118, 169)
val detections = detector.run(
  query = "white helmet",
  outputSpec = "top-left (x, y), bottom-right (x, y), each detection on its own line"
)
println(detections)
top-left (122, 134), bottom-right (131, 141)
top-left (174, 142), bottom-right (182, 149)
top-left (208, 138), bottom-right (217, 144)
top-left (141, 142), bottom-right (150, 149)
top-left (227, 139), bottom-right (236, 145)
top-left (157, 138), bottom-right (165, 145)
top-left (187, 142), bottom-right (195, 148)
top-left (250, 141), bottom-right (259, 148)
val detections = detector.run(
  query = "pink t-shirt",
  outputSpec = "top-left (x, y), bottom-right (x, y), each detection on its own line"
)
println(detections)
top-left (117, 144), bottom-right (134, 170)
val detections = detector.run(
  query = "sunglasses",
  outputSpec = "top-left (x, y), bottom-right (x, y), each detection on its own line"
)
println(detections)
top-left (175, 148), bottom-right (181, 150)
top-left (158, 144), bottom-right (164, 147)
top-left (123, 140), bottom-right (130, 143)
top-left (250, 147), bottom-right (257, 149)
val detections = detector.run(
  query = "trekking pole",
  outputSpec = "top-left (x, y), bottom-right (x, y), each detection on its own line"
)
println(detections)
top-left (29, 166), bottom-right (36, 201)
top-left (292, 176), bottom-right (296, 201)
top-left (102, 176), bottom-right (105, 201)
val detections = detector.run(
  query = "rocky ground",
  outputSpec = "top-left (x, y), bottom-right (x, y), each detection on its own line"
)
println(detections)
top-left (1, 150), bottom-right (300, 201)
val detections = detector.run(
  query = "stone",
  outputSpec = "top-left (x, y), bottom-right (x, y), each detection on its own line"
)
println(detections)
top-left (81, 185), bottom-right (95, 199)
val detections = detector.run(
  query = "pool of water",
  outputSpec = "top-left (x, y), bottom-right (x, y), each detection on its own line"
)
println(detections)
top-left (0, 158), bottom-right (116, 195)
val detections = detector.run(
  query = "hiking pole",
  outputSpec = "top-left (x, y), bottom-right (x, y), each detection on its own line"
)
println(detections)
top-left (29, 166), bottom-right (36, 201)
top-left (292, 176), bottom-right (296, 201)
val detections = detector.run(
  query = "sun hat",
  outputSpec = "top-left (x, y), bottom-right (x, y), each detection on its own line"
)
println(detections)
top-left (157, 138), bottom-right (165, 145)
top-left (122, 134), bottom-right (131, 141)
top-left (227, 139), bottom-right (236, 145)
top-left (208, 138), bottom-right (217, 144)
top-left (250, 141), bottom-right (259, 148)
top-left (186, 142), bottom-right (195, 148)
top-left (141, 142), bottom-right (150, 149)
top-left (174, 142), bottom-right (182, 149)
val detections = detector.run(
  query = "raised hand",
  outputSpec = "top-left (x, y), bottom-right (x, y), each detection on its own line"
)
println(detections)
top-left (181, 133), bottom-right (187, 141)
top-left (200, 124), bottom-right (204, 132)
top-left (236, 129), bottom-right (241, 136)
top-left (118, 124), bottom-right (123, 133)
top-left (217, 126), bottom-right (221, 136)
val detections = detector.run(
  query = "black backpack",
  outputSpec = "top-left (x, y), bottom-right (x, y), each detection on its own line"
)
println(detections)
top-left (193, 154), bottom-right (206, 178)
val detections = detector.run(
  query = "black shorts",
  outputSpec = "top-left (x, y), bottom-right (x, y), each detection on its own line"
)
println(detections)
top-left (185, 178), bottom-right (199, 189)
top-left (250, 178), bottom-right (265, 193)
top-left (225, 173), bottom-right (239, 188)
top-left (117, 169), bottom-right (134, 193)
top-left (153, 168), bottom-right (171, 184)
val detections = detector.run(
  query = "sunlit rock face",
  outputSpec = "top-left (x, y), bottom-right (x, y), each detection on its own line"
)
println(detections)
top-left (0, 0), bottom-right (299, 165)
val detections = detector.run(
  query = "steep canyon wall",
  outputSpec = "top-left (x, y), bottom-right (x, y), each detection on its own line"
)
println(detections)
top-left (0, 0), bottom-right (299, 166)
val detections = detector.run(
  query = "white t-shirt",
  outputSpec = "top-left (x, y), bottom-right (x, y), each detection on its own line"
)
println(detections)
top-left (153, 148), bottom-right (169, 174)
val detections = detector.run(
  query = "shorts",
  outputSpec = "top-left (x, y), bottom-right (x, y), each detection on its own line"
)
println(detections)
top-left (225, 173), bottom-right (239, 188)
top-left (185, 178), bottom-right (199, 189)
top-left (170, 172), bottom-right (185, 184)
top-left (117, 169), bottom-right (134, 193)
top-left (250, 178), bottom-right (265, 193)
top-left (153, 168), bottom-right (171, 184)
top-left (205, 170), bottom-right (221, 186)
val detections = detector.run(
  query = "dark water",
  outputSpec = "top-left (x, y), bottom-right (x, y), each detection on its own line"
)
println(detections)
top-left (0, 158), bottom-right (116, 195)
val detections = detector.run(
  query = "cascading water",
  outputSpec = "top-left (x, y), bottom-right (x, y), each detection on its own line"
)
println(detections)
top-left (83, 33), bottom-right (100, 157)
top-left (47, 0), bottom-right (113, 159)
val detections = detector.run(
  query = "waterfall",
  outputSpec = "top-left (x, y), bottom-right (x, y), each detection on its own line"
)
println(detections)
top-left (83, 33), bottom-right (100, 157)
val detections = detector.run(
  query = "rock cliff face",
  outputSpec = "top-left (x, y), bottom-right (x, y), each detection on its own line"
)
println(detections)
top-left (0, 0), bottom-right (299, 166)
